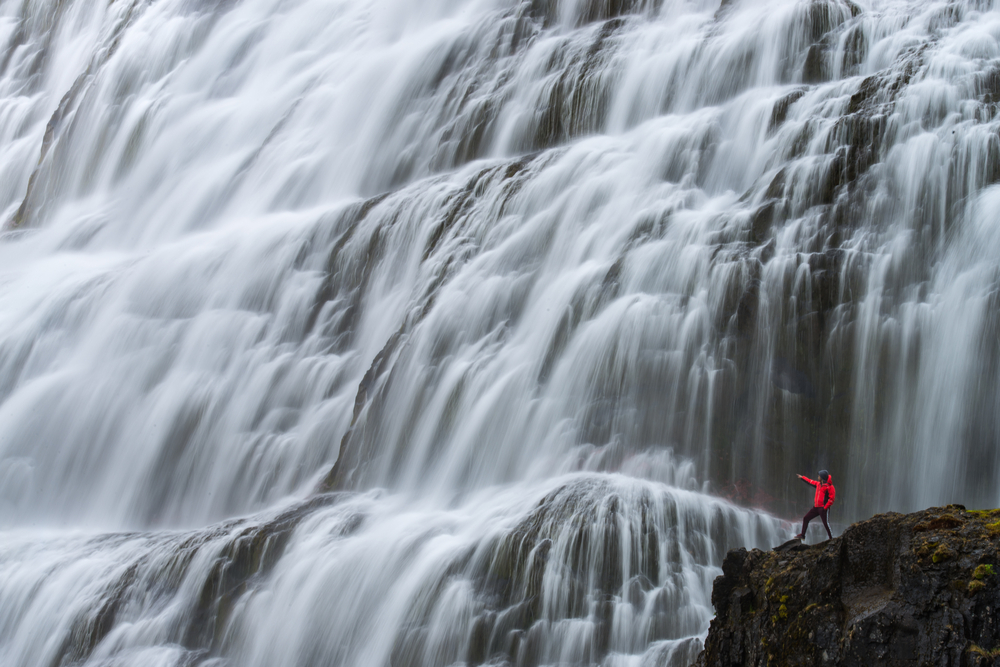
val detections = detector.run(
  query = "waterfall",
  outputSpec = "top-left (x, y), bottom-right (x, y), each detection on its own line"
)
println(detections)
top-left (1, 0), bottom-right (999, 664)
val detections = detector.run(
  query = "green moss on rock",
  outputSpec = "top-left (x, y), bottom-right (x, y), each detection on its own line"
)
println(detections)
top-left (932, 544), bottom-right (956, 563)
top-left (973, 564), bottom-right (995, 580)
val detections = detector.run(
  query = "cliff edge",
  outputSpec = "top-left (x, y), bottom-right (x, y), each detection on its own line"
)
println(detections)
top-left (696, 506), bottom-right (1000, 667)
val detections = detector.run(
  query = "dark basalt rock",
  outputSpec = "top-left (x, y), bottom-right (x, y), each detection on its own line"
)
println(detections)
top-left (694, 506), bottom-right (1000, 667)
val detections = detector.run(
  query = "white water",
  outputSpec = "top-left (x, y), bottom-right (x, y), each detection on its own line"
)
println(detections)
top-left (1, 0), bottom-right (999, 664)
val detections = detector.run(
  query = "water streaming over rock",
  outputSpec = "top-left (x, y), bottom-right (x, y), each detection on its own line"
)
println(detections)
top-left (1, 0), bottom-right (999, 664)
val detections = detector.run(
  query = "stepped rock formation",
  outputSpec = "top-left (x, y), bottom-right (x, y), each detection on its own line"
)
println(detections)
top-left (696, 506), bottom-right (1000, 667)
top-left (5, 0), bottom-right (1000, 665)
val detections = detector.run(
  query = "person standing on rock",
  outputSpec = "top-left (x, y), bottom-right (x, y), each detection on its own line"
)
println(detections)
top-left (794, 470), bottom-right (835, 540)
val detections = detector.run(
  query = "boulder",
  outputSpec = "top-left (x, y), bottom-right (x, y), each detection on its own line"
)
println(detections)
top-left (695, 505), bottom-right (1000, 667)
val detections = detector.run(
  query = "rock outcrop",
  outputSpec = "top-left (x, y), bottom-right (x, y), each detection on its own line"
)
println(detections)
top-left (696, 506), bottom-right (1000, 667)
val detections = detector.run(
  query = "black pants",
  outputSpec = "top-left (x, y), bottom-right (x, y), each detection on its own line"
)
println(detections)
top-left (801, 506), bottom-right (832, 539)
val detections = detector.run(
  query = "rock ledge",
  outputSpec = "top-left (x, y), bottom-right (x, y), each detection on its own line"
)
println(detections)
top-left (695, 506), bottom-right (1000, 667)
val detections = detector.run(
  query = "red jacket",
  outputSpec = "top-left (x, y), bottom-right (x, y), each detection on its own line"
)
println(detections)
top-left (803, 475), bottom-right (835, 509)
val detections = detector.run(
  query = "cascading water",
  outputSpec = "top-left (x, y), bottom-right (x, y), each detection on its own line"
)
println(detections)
top-left (2, 0), bottom-right (1000, 664)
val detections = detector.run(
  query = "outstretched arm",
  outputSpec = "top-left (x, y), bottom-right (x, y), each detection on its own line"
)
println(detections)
top-left (797, 474), bottom-right (818, 486)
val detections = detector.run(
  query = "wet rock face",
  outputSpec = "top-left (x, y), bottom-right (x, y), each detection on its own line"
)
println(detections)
top-left (695, 506), bottom-right (1000, 667)
top-left (391, 477), bottom-right (739, 667)
top-left (51, 494), bottom-right (348, 667)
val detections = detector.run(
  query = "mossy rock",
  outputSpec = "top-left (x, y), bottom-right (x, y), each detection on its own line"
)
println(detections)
top-left (968, 643), bottom-right (1000, 658)
top-left (914, 515), bottom-right (964, 532)
top-left (696, 506), bottom-right (1000, 667)
top-left (932, 544), bottom-right (956, 563)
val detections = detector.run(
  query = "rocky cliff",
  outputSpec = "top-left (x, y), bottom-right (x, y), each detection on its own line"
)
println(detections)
top-left (696, 506), bottom-right (1000, 667)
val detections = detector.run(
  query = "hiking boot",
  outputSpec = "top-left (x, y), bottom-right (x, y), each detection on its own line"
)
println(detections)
top-left (794, 533), bottom-right (804, 540)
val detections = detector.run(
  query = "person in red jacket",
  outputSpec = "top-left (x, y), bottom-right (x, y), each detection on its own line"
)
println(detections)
top-left (794, 470), bottom-right (835, 540)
